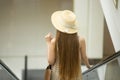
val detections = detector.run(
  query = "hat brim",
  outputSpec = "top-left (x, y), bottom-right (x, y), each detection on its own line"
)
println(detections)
top-left (51, 11), bottom-right (78, 34)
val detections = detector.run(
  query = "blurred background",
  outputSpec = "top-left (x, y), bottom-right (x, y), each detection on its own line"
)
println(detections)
top-left (0, 0), bottom-right (120, 80)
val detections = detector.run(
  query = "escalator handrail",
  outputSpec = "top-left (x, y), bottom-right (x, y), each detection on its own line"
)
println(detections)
top-left (0, 59), bottom-right (19, 80)
top-left (82, 51), bottom-right (120, 75)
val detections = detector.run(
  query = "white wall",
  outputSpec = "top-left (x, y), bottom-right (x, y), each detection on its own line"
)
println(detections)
top-left (0, 1), bottom-right (57, 78)
top-left (0, 0), bottom-right (57, 57)
top-left (0, 0), bottom-right (73, 57)
top-left (74, 0), bottom-right (104, 58)
top-left (100, 0), bottom-right (120, 52)
top-left (0, 0), bottom-right (73, 79)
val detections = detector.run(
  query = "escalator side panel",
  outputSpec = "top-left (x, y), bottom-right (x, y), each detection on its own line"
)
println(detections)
top-left (97, 64), bottom-right (107, 80)
top-left (105, 59), bottom-right (120, 80)
top-left (118, 57), bottom-right (120, 67)
top-left (82, 51), bottom-right (120, 80)
top-left (83, 69), bottom-right (99, 80)
top-left (0, 60), bottom-right (19, 80)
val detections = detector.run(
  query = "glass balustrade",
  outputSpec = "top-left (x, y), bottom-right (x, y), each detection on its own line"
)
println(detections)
top-left (82, 51), bottom-right (120, 80)
top-left (0, 60), bottom-right (19, 80)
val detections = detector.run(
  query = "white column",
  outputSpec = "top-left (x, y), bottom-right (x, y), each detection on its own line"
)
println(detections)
top-left (100, 0), bottom-right (120, 52)
top-left (87, 0), bottom-right (104, 58)
top-left (74, 0), bottom-right (104, 58)
top-left (73, 0), bottom-right (89, 51)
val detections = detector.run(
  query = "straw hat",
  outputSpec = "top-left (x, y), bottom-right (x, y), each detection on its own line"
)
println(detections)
top-left (51, 10), bottom-right (78, 34)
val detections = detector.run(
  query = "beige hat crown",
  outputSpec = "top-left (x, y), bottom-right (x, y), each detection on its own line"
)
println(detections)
top-left (51, 10), bottom-right (78, 34)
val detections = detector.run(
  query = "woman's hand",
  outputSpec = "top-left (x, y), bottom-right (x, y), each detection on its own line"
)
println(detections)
top-left (87, 65), bottom-right (91, 69)
top-left (45, 33), bottom-right (53, 44)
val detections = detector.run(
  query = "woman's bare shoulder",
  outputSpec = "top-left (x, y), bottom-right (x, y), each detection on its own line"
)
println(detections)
top-left (78, 35), bottom-right (85, 43)
top-left (78, 35), bottom-right (85, 48)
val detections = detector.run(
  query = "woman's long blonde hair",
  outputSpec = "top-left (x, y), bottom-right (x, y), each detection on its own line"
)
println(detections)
top-left (55, 30), bottom-right (80, 80)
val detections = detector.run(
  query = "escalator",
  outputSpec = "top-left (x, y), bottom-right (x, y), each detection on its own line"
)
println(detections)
top-left (0, 51), bottom-right (120, 80)
top-left (82, 51), bottom-right (120, 80)
top-left (0, 60), bottom-right (19, 80)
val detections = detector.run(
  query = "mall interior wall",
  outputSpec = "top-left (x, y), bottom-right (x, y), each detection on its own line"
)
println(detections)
top-left (0, 0), bottom-right (73, 79)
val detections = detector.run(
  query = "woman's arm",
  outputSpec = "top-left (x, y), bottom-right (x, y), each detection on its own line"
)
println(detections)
top-left (45, 33), bottom-right (56, 65)
top-left (80, 37), bottom-right (91, 69)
